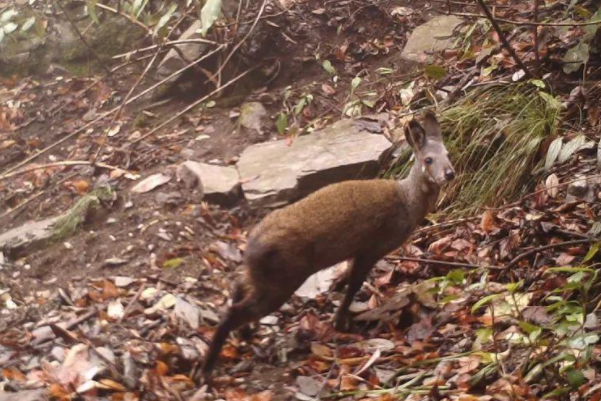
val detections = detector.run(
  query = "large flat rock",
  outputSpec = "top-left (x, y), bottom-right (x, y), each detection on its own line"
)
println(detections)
top-left (401, 16), bottom-right (464, 63)
top-left (177, 161), bottom-right (240, 204)
top-left (237, 119), bottom-right (393, 207)
top-left (0, 216), bottom-right (61, 256)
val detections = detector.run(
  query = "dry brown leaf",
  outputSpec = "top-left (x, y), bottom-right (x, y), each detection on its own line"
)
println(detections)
top-left (480, 210), bottom-right (496, 233)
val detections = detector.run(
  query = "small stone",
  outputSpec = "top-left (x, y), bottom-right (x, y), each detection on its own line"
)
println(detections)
top-left (401, 16), bottom-right (464, 63)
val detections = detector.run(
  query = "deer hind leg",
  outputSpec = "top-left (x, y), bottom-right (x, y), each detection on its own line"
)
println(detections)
top-left (200, 284), bottom-right (294, 382)
top-left (334, 255), bottom-right (377, 332)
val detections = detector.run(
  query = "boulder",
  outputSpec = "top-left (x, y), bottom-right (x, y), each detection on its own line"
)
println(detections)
top-left (177, 161), bottom-right (240, 204)
top-left (237, 119), bottom-right (394, 207)
top-left (156, 21), bottom-right (208, 81)
top-left (401, 16), bottom-right (464, 63)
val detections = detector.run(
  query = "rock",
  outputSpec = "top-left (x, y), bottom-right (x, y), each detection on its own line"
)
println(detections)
top-left (238, 102), bottom-right (267, 135)
top-left (237, 119), bottom-right (394, 207)
top-left (401, 16), bottom-right (464, 63)
top-left (176, 161), bottom-right (240, 204)
top-left (0, 390), bottom-right (48, 401)
top-left (566, 175), bottom-right (595, 202)
top-left (0, 216), bottom-right (62, 256)
top-left (156, 21), bottom-right (207, 81)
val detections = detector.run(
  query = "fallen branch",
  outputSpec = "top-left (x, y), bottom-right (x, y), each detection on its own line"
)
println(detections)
top-left (112, 39), bottom-right (221, 59)
top-left (506, 239), bottom-right (597, 269)
top-left (0, 160), bottom-right (120, 182)
top-left (474, 0), bottom-right (534, 78)
top-left (446, 10), bottom-right (601, 27)
top-left (93, 48), bottom-right (162, 162)
top-left (389, 256), bottom-right (504, 270)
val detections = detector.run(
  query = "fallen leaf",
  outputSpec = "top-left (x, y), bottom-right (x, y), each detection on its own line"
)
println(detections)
top-left (131, 173), bottom-right (172, 193)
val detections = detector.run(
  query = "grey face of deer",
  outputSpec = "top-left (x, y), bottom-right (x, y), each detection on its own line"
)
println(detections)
top-left (405, 112), bottom-right (455, 186)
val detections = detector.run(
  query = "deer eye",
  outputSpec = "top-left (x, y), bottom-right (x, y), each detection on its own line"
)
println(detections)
top-left (425, 157), bottom-right (433, 165)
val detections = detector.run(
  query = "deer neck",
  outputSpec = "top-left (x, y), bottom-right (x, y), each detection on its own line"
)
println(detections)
top-left (398, 161), bottom-right (441, 227)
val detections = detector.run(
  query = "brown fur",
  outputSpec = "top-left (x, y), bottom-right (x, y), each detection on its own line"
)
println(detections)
top-left (199, 112), bottom-right (455, 381)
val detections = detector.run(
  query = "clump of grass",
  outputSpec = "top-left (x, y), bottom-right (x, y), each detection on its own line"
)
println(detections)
top-left (387, 82), bottom-right (561, 217)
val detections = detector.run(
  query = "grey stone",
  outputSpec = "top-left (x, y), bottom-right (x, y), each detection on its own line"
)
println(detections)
top-left (239, 102), bottom-right (267, 135)
top-left (177, 161), bottom-right (240, 204)
top-left (237, 119), bottom-right (393, 207)
top-left (0, 216), bottom-right (62, 256)
top-left (156, 21), bottom-right (207, 80)
top-left (401, 16), bottom-right (464, 63)
top-left (0, 390), bottom-right (48, 401)
top-left (566, 176), bottom-right (596, 202)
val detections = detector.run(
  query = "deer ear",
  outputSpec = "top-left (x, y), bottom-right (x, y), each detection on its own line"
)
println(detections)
top-left (422, 111), bottom-right (442, 141)
top-left (405, 119), bottom-right (427, 150)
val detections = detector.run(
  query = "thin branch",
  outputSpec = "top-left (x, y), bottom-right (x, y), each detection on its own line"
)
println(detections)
top-left (0, 161), bottom-right (120, 182)
top-left (445, 10), bottom-right (601, 27)
top-left (130, 67), bottom-right (255, 145)
top-left (112, 39), bottom-right (220, 59)
top-left (506, 239), bottom-right (597, 269)
top-left (92, 48), bottom-right (162, 163)
top-left (56, 0), bottom-right (111, 75)
top-left (474, 0), bottom-right (534, 78)
top-left (388, 256), bottom-right (504, 270)
top-left (533, 0), bottom-right (541, 73)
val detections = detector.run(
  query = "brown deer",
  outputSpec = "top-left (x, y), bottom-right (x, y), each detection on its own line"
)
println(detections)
top-left (199, 111), bottom-right (455, 381)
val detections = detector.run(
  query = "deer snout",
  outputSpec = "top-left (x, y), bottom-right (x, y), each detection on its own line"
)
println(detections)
top-left (444, 168), bottom-right (455, 182)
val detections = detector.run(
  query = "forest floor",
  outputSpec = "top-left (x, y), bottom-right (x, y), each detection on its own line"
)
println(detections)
top-left (2, 0), bottom-right (601, 400)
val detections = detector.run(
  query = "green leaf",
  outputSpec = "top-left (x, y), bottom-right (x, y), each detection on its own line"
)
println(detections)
top-left (376, 67), bottom-right (393, 75)
top-left (86, 0), bottom-right (99, 24)
top-left (563, 42), bottom-right (590, 74)
top-left (530, 79), bottom-right (546, 88)
top-left (199, 0), bottom-right (221, 36)
top-left (518, 321), bottom-right (540, 334)
top-left (276, 112), bottom-right (288, 135)
top-left (424, 64), bottom-right (447, 80)
top-left (582, 242), bottom-right (600, 263)
top-left (545, 137), bottom-right (563, 170)
top-left (293, 97), bottom-right (307, 116)
top-left (21, 16), bottom-right (36, 32)
top-left (506, 281), bottom-right (522, 293)
top-left (538, 91), bottom-right (562, 111)
top-left (155, 3), bottom-right (178, 35)
top-left (546, 266), bottom-right (595, 274)
top-left (163, 257), bottom-right (184, 269)
top-left (471, 293), bottom-right (502, 314)
top-left (558, 134), bottom-right (586, 163)
top-left (446, 269), bottom-right (464, 285)
top-left (0, 28), bottom-right (4, 44)
top-left (322, 60), bottom-right (336, 75)
top-left (350, 76), bottom-right (361, 96)
top-left (565, 369), bottom-right (586, 389)
top-left (205, 100), bottom-right (216, 108)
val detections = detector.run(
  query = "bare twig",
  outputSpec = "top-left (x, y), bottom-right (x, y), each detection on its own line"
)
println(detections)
top-left (474, 0), bottom-right (534, 78)
top-left (0, 160), bottom-right (120, 182)
top-left (388, 256), bottom-right (504, 270)
top-left (210, 0), bottom-right (268, 87)
top-left (56, 0), bottom-right (111, 75)
top-left (445, 10), bottom-right (601, 27)
top-left (506, 239), bottom-right (596, 269)
top-left (112, 39), bottom-right (220, 59)
top-left (533, 0), bottom-right (541, 73)
top-left (93, 48), bottom-right (162, 163)
top-left (119, 284), bottom-right (146, 323)
top-left (131, 67), bottom-right (255, 145)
